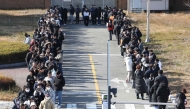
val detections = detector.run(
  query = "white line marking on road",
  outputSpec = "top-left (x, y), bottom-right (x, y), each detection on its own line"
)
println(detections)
top-left (111, 104), bottom-right (116, 109)
top-left (125, 104), bottom-right (135, 109)
top-left (62, 91), bottom-right (96, 95)
top-left (63, 53), bottom-right (121, 56)
top-left (111, 78), bottom-right (127, 87)
top-left (67, 104), bottom-right (77, 109)
top-left (126, 90), bottom-right (130, 93)
top-left (86, 103), bottom-right (97, 109)
top-left (144, 105), bottom-right (157, 109)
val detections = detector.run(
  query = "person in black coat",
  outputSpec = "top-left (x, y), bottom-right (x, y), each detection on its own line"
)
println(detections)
top-left (175, 88), bottom-right (187, 109)
top-left (156, 82), bottom-right (170, 109)
top-left (146, 73), bottom-right (155, 102)
top-left (54, 71), bottom-right (65, 108)
top-left (97, 7), bottom-right (102, 25)
top-left (150, 80), bottom-right (159, 104)
top-left (26, 70), bottom-right (36, 94)
top-left (63, 8), bottom-right (68, 25)
top-left (75, 5), bottom-right (80, 24)
top-left (18, 85), bottom-right (33, 103)
top-left (144, 64), bottom-right (155, 80)
top-left (155, 70), bottom-right (168, 87)
top-left (134, 65), bottom-right (147, 100)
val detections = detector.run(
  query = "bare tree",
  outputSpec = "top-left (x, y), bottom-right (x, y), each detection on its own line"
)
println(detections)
top-left (184, 0), bottom-right (190, 7)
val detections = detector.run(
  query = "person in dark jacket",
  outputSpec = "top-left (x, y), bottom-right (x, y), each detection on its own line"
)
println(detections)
top-left (155, 70), bottom-right (168, 86)
top-left (175, 88), bottom-right (187, 109)
top-left (144, 64), bottom-right (155, 80)
top-left (54, 70), bottom-right (65, 108)
top-left (134, 65), bottom-right (147, 100)
top-left (103, 8), bottom-right (108, 24)
top-left (97, 7), bottom-right (102, 25)
top-left (146, 73), bottom-right (155, 102)
top-left (63, 8), bottom-right (68, 25)
top-left (75, 5), bottom-right (80, 24)
top-left (156, 82), bottom-right (170, 109)
top-left (150, 80), bottom-right (159, 104)
top-left (18, 85), bottom-right (33, 103)
top-left (26, 70), bottom-right (36, 94)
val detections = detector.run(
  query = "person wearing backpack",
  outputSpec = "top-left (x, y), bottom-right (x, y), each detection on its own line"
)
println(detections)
top-left (107, 20), bottom-right (114, 40)
top-left (175, 88), bottom-right (187, 109)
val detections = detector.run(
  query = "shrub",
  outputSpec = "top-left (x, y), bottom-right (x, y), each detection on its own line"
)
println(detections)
top-left (0, 41), bottom-right (29, 64)
top-left (0, 74), bottom-right (16, 90)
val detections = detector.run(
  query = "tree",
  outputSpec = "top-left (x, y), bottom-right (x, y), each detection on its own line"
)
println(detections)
top-left (184, 0), bottom-right (190, 7)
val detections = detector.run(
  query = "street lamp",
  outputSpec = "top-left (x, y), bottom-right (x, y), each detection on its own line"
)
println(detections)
top-left (145, 0), bottom-right (150, 42)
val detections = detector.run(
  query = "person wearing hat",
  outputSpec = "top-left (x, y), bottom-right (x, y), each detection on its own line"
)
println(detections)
top-left (39, 93), bottom-right (55, 109)
top-left (55, 47), bottom-right (63, 75)
top-left (30, 102), bottom-right (37, 109)
top-left (54, 70), bottom-right (65, 108)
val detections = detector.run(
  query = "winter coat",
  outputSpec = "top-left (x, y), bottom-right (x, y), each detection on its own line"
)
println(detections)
top-left (146, 78), bottom-right (154, 93)
top-left (39, 99), bottom-right (55, 109)
top-left (134, 70), bottom-right (147, 93)
top-left (175, 92), bottom-right (186, 109)
top-left (155, 74), bottom-right (168, 86)
top-left (156, 83), bottom-right (170, 102)
top-left (125, 57), bottom-right (133, 72)
top-left (150, 82), bottom-right (159, 102)
top-left (144, 68), bottom-right (155, 80)
top-left (54, 76), bottom-right (65, 91)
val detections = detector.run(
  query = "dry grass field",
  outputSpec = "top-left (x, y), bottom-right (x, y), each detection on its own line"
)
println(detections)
top-left (0, 9), bottom-right (46, 42)
top-left (128, 12), bottom-right (190, 98)
top-left (0, 9), bottom-right (45, 100)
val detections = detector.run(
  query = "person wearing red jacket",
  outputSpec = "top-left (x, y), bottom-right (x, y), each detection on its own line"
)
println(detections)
top-left (107, 20), bottom-right (114, 40)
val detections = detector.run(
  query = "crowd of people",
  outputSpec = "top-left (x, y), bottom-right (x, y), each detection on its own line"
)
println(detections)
top-left (14, 4), bottom-right (187, 109)
top-left (106, 7), bottom-right (187, 109)
top-left (14, 5), bottom-right (66, 109)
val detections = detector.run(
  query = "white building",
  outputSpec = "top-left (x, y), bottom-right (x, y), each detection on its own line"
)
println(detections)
top-left (51, 0), bottom-right (115, 9)
top-left (130, 0), bottom-right (169, 12)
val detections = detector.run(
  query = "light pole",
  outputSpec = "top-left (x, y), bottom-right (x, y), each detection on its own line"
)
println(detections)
top-left (107, 40), bottom-right (111, 109)
top-left (127, 0), bottom-right (130, 15)
top-left (145, 0), bottom-right (150, 42)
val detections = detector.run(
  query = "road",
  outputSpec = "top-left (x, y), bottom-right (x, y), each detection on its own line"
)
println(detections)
top-left (59, 23), bottom-right (170, 109)
top-left (0, 23), bottom-right (174, 109)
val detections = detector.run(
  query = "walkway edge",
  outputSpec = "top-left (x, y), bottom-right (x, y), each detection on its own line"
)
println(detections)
top-left (0, 62), bottom-right (26, 69)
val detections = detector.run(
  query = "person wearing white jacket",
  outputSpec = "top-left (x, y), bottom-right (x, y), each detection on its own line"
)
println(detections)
top-left (124, 54), bottom-right (133, 83)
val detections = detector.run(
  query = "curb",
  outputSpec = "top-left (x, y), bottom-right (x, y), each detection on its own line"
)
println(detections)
top-left (0, 62), bottom-right (27, 69)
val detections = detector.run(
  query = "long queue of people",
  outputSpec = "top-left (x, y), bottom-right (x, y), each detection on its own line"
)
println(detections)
top-left (13, 5), bottom-right (66, 109)
top-left (106, 7), bottom-right (187, 109)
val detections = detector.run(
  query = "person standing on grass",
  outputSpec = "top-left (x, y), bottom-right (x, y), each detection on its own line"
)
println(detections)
top-left (83, 8), bottom-right (90, 26)
top-left (175, 88), bottom-right (187, 109)
top-left (69, 5), bottom-right (75, 24)
top-left (54, 71), bottom-right (65, 108)
top-left (75, 5), bottom-right (80, 24)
